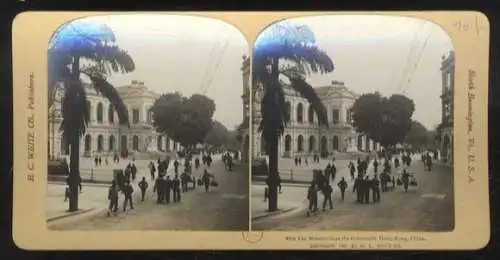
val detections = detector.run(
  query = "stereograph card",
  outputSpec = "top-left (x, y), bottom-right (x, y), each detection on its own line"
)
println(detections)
top-left (11, 11), bottom-right (489, 250)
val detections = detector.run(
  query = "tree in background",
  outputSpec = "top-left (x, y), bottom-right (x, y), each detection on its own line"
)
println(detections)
top-left (204, 120), bottom-right (231, 148)
top-left (252, 22), bottom-right (334, 211)
top-left (48, 19), bottom-right (134, 211)
top-left (404, 120), bottom-right (429, 149)
top-left (151, 92), bottom-right (215, 150)
top-left (351, 92), bottom-right (415, 150)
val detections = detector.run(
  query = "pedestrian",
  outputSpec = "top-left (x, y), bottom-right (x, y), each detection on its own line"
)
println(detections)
top-left (173, 174), bottom-right (181, 202)
top-left (402, 169), bottom-right (410, 192)
top-left (202, 169), bottom-right (211, 193)
top-left (277, 175), bottom-right (282, 193)
top-left (107, 180), bottom-right (119, 217)
top-left (322, 183), bottom-right (333, 211)
top-left (331, 162), bottom-right (337, 181)
top-left (98, 156), bottom-right (102, 166)
top-left (394, 157), bottom-right (400, 169)
top-left (94, 156), bottom-right (98, 167)
top-left (353, 175), bottom-right (363, 203)
top-left (105, 157), bottom-right (108, 166)
top-left (131, 163), bottom-right (137, 181)
top-left (64, 185), bottom-right (70, 202)
top-left (164, 175), bottom-right (172, 204)
top-left (372, 175), bottom-right (381, 202)
top-left (337, 177), bottom-right (347, 201)
top-left (149, 161), bottom-right (156, 181)
top-left (294, 157), bottom-right (298, 167)
top-left (349, 162), bottom-right (356, 180)
top-left (306, 182), bottom-right (319, 215)
top-left (195, 157), bottom-right (200, 170)
top-left (373, 159), bottom-right (379, 174)
top-left (153, 175), bottom-right (165, 204)
top-left (138, 177), bottom-right (148, 202)
top-left (181, 170), bottom-right (188, 193)
top-left (122, 180), bottom-right (134, 211)
top-left (324, 163), bottom-right (331, 182)
top-left (363, 176), bottom-right (371, 204)
top-left (174, 160), bottom-right (179, 174)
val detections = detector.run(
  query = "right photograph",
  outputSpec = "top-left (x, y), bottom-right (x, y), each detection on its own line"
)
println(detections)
top-left (249, 15), bottom-right (455, 231)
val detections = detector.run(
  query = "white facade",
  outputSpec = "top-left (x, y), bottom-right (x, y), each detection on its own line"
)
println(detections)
top-left (251, 80), bottom-right (379, 158)
top-left (48, 80), bottom-right (182, 159)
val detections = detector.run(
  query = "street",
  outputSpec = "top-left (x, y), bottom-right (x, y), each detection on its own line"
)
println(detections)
top-left (48, 157), bottom-right (249, 231)
top-left (252, 154), bottom-right (454, 231)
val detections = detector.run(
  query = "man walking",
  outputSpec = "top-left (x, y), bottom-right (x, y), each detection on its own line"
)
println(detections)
top-left (337, 177), bottom-right (347, 201)
top-left (322, 183), bottom-right (334, 211)
top-left (153, 175), bottom-right (165, 204)
top-left (138, 177), bottom-right (148, 202)
top-left (122, 180), bottom-right (134, 212)
top-left (107, 180), bottom-right (119, 217)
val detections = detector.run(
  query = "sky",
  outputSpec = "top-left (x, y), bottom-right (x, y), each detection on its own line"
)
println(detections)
top-left (66, 14), bottom-right (249, 130)
top-left (268, 15), bottom-right (453, 130)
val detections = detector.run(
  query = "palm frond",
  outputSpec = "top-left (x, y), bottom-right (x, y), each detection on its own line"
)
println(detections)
top-left (60, 80), bottom-right (89, 144)
top-left (286, 74), bottom-right (328, 127)
top-left (88, 74), bottom-right (130, 127)
top-left (48, 52), bottom-right (73, 108)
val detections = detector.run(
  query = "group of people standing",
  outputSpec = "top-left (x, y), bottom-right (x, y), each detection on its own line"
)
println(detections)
top-left (106, 153), bottom-right (219, 217)
top-left (304, 151), bottom-right (421, 215)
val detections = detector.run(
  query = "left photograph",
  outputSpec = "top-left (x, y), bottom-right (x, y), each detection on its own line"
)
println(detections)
top-left (46, 14), bottom-right (250, 231)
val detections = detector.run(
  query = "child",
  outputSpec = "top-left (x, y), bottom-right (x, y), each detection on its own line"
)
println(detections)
top-left (64, 185), bottom-right (70, 202)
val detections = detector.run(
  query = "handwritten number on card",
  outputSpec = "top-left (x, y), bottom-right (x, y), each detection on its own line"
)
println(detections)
top-left (454, 15), bottom-right (487, 36)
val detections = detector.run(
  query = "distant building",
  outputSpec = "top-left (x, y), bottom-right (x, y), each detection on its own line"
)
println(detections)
top-left (440, 51), bottom-right (455, 163)
top-left (48, 80), bottom-right (182, 159)
top-left (240, 58), bottom-right (379, 159)
top-left (240, 56), bottom-right (251, 162)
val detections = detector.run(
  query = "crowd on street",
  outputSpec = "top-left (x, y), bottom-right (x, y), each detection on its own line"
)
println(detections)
top-left (61, 150), bottom-right (239, 218)
top-left (263, 149), bottom-right (439, 216)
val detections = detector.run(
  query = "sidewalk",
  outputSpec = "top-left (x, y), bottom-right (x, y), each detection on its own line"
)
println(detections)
top-left (251, 185), bottom-right (305, 221)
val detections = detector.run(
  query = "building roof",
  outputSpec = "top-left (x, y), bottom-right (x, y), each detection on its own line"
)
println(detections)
top-left (282, 80), bottom-right (359, 100)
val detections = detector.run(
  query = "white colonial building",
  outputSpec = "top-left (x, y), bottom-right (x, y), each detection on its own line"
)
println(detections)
top-left (48, 80), bottom-right (182, 159)
top-left (440, 51), bottom-right (454, 164)
top-left (240, 57), bottom-right (379, 159)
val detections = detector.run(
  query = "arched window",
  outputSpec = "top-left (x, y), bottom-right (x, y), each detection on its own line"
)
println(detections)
top-left (332, 108), bottom-right (340, 124)
top-left (108, 104), bottom-right (114, 123)
top-left (309, 136), bottom-right (316, 152)
top-left (284, 135), bottom-right (291, 152)
top-left (133, 135), bottom-right (139, 151)
top-left (285, 102), bottom-right (291, 122)
top-left (96, 102), bottom-right (103, 123)
top-left (97, 135), bottom-right (104, 152)
top-left (109, 135), bottom-right (115, 151)
top-left (308, 106), bottom-right (314, 124)
top-left (121, 135), bottom-right (128, 152)
top-left (87, 101), bottom-right (92, 121)
top-left (296, 103), bottom-right (304, 123)
top-left (297, 135), bottom-right (304, 152)
top-left (157, 136), bottom-right (163, 151)
top-left (333, 135), bottom-right (339, 151)
top-left (84, 135), bottom-right (92, 152)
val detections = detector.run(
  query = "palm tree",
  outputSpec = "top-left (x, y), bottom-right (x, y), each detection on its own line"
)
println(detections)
top-left (48, 19), bottom-right (135, 211)
top-left (252, 22), bottom-right (334, 211)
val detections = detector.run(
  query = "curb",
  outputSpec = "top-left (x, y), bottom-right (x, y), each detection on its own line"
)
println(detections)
top-left (48, 181), bottom-right (110, 188)
top-left (46, 207), bottom-right (96, 223)
top-left (251, 207), bottom-right (297, 221)
top-left (252, 177), bottom-right (311, 185)
top-left (253, 181), bottom-right (310, 188)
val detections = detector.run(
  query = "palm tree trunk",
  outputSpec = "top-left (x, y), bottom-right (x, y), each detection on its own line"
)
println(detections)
top-left (68, 134), bottom-right (80, 211)
top-left (267, 58), bottom-right (280, 212)
top-left (68, 56), bottom-right (81, 212)
top-left (267, 132), bottom-right (279, 212)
